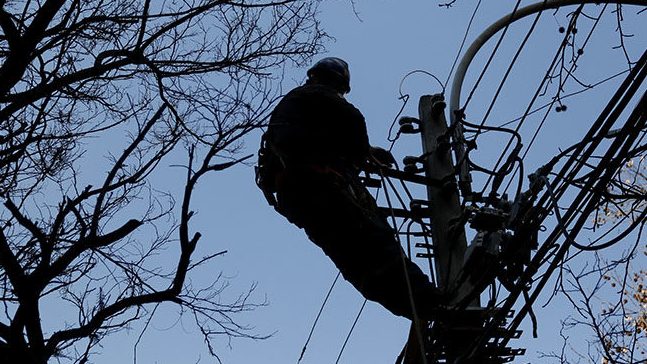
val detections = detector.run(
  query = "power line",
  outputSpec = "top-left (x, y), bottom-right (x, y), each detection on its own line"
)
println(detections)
top-left (297, 271), bottom-right (341, 363)
top-left (443, 0), bottom-right (483, 90)
top-left (461, 0), bottom-right (524, 111)
top-left (479, 5), bottom-right (584, 197)
top-left (334, 299), bottom-right (367, 364)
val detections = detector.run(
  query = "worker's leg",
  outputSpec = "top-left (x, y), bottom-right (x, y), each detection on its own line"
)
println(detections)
top-left (277, 173), bottom-right (441, 319)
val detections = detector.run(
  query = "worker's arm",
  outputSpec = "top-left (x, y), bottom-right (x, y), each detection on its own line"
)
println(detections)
top-left (369, 146), bottom-right (396, 167)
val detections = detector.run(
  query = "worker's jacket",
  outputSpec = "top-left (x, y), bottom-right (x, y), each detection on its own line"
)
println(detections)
top-left (266, 83), bottom-right (370, 176)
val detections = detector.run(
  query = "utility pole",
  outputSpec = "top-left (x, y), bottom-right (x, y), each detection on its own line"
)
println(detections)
top-left (418, 94), bottom-right (470, 294)
top-left (402, 94), bottom-right (480, 364)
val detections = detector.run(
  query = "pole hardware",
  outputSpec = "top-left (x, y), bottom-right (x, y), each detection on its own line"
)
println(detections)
top-left (403, 156), bottom-right (425, 174)
top-left (415, 243), bottom-right (435, 250)
top-left (409, 199), bottom-right (433, 218)
top-left (399, 116), bottom-right (421, 134)
top-left (360, 172), bottom-right (383, 188)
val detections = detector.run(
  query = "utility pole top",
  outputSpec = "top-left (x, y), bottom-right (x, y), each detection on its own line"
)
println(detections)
top-left (418, 94), bottom-right (472, 297)
top-left (399, 94), bottom-right (524, 364)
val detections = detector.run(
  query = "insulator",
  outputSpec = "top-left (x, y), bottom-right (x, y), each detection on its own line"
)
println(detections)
top-left (403, 164), bottom-right (422, 174)
top-left (398, 116), bottom-right (420, 134)
top-left (399, 116), bottom-right (420, 125)
top-left (402, 156), bottom-right (419, 165)
top-left (399, 123), bottom-right (418, 134)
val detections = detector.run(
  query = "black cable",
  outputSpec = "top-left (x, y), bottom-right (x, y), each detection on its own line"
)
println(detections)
top-left (406, 220), bottom-right (415, 259)
top-left (544, 163), bottom-right (647, 252)
top-left (471, 0), bottom-right (548, 141)
top-left (545, 56), bottom-right (647, 210)
top-left (384, 172), bottom-right (414, 214)
top-left (470, 50), bottom-right (647, 353)
top-left (327, 163), bottom-right (435, 363)
top-left (297, 271), bottom-right (341, 363)
top-left (460, 118), bottom-right (522, 187)
top-left (377, 168), bottom-right (429, 364)
top-left (480, 5), bottom-right (584, 196)
top-left (443, 0), bottom-right (483, 89)
top-left (503, 5), bottom-right (610, 194)
top-left (387, 94), bottom-right (409, 145)
top-left (462, 0), bottom-right (524, 111)
top-left (503, 64), bottom-right (647, 346)
top-left (334, 299), bottom-right (367, 364)
top-left (388, 70), bottom-right (445, 146)
top-left (298, 165), bottom-right (395, 362)
top-left (492, 69), bottom-right (630, 132)
top-left (460, 118), bottom-right (521, 145)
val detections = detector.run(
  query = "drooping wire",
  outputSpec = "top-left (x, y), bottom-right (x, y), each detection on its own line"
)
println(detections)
top-left (384, 172), bottom-right (436, 275)
top-left (401, 70), bottom-right (445, 95)
top-left (329, 167), bottom-right (441, 361)
top-left (387, 70), bottom-right (445, 148)
top-left (308, 158), bottom-right (444, 362)
top-left (387, 93), bottom-right (410, 146)
top-left (297, 271), bottom-right (341, 363)
top-left (299, 170), bottom-right (390, 361)
top-left (548, 198), bottom-right (645, 276)
top-left (327, 162), bottom-right (430, 363)
top-left (544, 168), bottom-right (647, 252)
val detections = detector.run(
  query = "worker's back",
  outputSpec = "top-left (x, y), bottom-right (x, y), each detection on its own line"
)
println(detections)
top-left (267, 83), bottom-right (369, 171)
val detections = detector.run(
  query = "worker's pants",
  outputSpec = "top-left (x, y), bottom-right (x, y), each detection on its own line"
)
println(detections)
top-left (276, 170), bottom-right (439, 320)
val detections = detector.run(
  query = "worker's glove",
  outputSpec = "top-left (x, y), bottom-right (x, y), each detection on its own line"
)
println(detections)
top-left (369, 146), bottom-right (396, 168)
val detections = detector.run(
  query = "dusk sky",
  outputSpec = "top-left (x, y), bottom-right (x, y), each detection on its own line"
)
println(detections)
top-left (87, 1), bottom-right (646, 363)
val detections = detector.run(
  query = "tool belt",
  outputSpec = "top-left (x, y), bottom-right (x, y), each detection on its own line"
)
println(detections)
top-left (255, 132), bottom-right (361, 208)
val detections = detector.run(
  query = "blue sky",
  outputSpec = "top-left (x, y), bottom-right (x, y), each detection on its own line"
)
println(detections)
top-left (89, 1), bottom-right (646, 363)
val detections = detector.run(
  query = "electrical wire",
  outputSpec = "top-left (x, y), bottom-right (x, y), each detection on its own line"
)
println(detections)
top-left (314, 159), bottom-right (439, 362)
top-left (371, 4), bottom-right (645, 362)
top-left (502, 5), bottom-right (611, 195)
top-left (492, 68), bottom-right (630, 131)
top-left (547, 178), bottom-right (647, 251)
top-left (297, 168), bottom-right (398, 361)
top-left (377, 166), bottom-right (429, 364)
top-left (480, 6), bottom-right (584, 197)
top-left (297, 271), bottom-right (341, 363)
top-left (286, 5), bottom-right (645, 361)
top-left (461, 0), bottom-right (524, 111)
top-left (328, 3), bottom-right (645, 361)
top-left (443, 0), bottom-right (483, 89)
top-left (387, 70), bottom-right (445, 147)
top-left (334, 299), bottom-right (367, 364)
top-left (501, 59), bottom-right (647, 347)
top-left (331, 165), bottom-right (435, 364)
top-left (470, 0), bottom-right (548, 141)
top-left (461, 48), bottom-right (647, 356)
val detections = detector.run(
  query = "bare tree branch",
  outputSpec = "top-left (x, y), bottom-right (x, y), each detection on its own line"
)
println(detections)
top-left (0, 1), bottom-right (327, 363)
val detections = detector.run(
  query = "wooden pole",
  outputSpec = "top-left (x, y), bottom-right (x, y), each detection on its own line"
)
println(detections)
top-left (403, 94), bottom-right (479, 363)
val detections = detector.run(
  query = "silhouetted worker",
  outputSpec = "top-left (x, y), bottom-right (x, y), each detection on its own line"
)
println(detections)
top-left (257, 57), bottom-right (443, 320)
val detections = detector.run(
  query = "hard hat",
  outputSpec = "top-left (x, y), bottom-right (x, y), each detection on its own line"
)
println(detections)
top-left (307, 57), bottom-right (351, 94)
